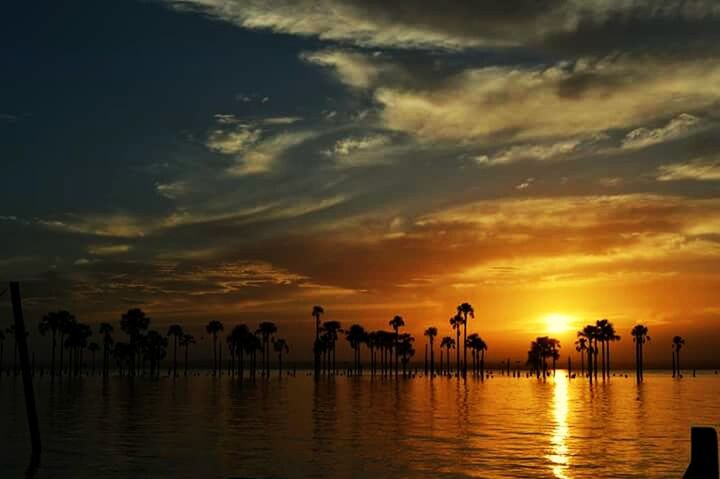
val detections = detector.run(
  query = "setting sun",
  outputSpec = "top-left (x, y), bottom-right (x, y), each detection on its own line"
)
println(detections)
top-left (543, 313), bottom-right (575, 335)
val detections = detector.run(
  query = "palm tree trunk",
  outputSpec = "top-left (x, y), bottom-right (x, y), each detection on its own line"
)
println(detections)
top-left (394, 331), bottom-right (399, 378)
top-left (606, 343), bottom-right (611, 379)
top-left (463, 317), bottom-right (467, 377)
top-left (480, 350), bottom-right (485, 380)
top-left (672, 349), bottom-right (676, 377)
top-left (677, 349), bottom-right (681, 377)
top-left (278, 352), bottom-right (282, 378)
top-left (173, 336), bottom-right (178, 377)
top-left (424, 343), bottom-right (428, 375)
top-left (580, 351), bottom-right (584, 377)
top-left (430, 339), bottom-right (434, 376)
top-left (593, 339), bottom-right (598, 381)
top-left (455, 330), bottom-right (460, 375)
top-left (50, 331), bottom-right (56, 377)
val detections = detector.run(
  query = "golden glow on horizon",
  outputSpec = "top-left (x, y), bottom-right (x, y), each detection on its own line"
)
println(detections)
top-left (543, 313), bottom-right (576, 335)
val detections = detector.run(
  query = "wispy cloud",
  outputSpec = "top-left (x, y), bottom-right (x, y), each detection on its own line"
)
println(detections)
top-left (657, 157), bottom-right (720, 181)
top-left (622, 114), bottom-right (701, 150)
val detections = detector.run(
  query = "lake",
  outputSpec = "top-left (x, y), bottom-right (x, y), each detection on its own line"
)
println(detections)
top-left (2, 371), bottom-right (719, 478)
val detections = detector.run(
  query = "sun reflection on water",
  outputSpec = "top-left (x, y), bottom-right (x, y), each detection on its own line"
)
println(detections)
top-left (548, 373), bottom-right (570, 478)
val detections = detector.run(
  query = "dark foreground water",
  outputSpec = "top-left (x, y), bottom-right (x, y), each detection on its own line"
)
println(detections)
top-left (2, 371), bottom-right (719, 478)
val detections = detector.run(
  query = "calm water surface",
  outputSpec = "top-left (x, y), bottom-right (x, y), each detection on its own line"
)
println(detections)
top-left (2, 371), bottom-right (719, 478)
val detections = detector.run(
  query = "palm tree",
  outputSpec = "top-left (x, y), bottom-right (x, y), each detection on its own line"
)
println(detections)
top-left (322, 321), bottom-right (342, 375)
top-left (180, 333), bottom-right (195, 376)
top-left (672, 335), bottom-right (685, 378)
top-left (99, 322), bottom-right (114, 377)
top-left (88, 342), bottom-right (100, 375)
top-left (389, 315), bottom-right (405, 377)
top-left (548, 338), bottom-right (561, 376)
top-left (457, 303), bottom-right (474, 377)
top-left (467, 333), bottom-right (488, 378)
top-left (54, 311), bottom-right (76, 376)
top-left (273, 338), bottom-right (289, 377)
top-left (0, 330), bottom-right (4, 376)
top-left (397, 333), bottom-right (415, 377)
top-left (205, 320), bottom-right (224, 376)
top-left (424, 327), bottom-right (438, 376)
top-left (578, 325), bottom-right (598, 382)
top-left (631, 324), bottom-right (651, 383)
top-left (312, 306), bottom-right (324, 377)
top-left (440, 336), bottom-right (455, 376)
top-left (229, 325), bottom-right (249, 379)
top-left (345, 324), bottom-right (367, 375)
top-left (256, 322), bottom-right (277, 378)
top-left (575, 337), bottom-right (588, 377)
top-left (449, 313), bottom-right (464, 375)
top-left (167, 324), bottom-right (184, 377)
top-left (120, 308), bottom-right (150, 376)
top-left (144, 330), bottom-right (168, 377)
top-left (39, 311), bottom-right (63, 377)
top-left (596, 319), bottom-right (620, 379)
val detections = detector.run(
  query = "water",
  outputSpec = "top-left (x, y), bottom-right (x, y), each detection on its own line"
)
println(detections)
top-left (2, 371), bottom-right (718, 478)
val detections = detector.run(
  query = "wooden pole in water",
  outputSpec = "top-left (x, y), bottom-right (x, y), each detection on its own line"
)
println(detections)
top-left (10, 282), bottom-right (42, 460)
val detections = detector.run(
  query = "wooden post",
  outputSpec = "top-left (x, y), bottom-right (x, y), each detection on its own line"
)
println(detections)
top-left (10, 282), bottom-right (42, 460)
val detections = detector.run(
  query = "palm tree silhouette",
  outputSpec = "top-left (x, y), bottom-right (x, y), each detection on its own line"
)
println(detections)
top-left (99, 322), bottom-right (113, 377)
top-left (345, 324), bottom-right (367, 375)
top-left (449, 313), bottom-right (464, 375)
top-left (575, 337), bottom-right (588, 377)
top-left (0, 330), bottom-right (4, 376)
top-left (180, 333), bottom-right (195, 377)
top-left (121, 309), bottom-right (150, 376)
top-left (273, 338), bottom-right (289, 377)
top-left (389, 315), bottom-right (405, 377)
top-left (256, 322), bottom-right (277, 378)
top-left (596, 319), bottom-right (620, 379)
top-left (457, 303), bottom-right (474, 377)
top-left (167, 324), bottom-right (184, 378)
top-left (467, 333), bottom-right (488, 378)
top-left (440, 336), bottom-right (455, 376)
top-left (55, 311), bottom-right (76, 376)
top-left (205, 320), bottom-right (224, 376)
top-left (322, 320), bottom-right (342, 376)
top-left (631, 324), bottom-right (651, 383)
top-left (366, 331), bottom-right (378, 376)
top-left (144, 330), bottom-right (168, 377)
top-left (672, 335), bottom-right (685, 378)
top-left (578, 324), bottom-right (598, 382)
top-left (424, 327), bottom-right (438, 376)
top-left (88, 342), bottom-right (100, 375)
top-left (39, 311), bottom-right (63, 377)
top-left (312, 306), bottom-right (324, 377)
top-left (396, 333), bottom-right (415, 377)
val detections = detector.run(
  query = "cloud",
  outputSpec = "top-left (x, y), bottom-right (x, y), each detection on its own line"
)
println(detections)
top-left (476, 140), bottom-right (583, 166)
top-left (206, 125), bottom-right (261, 154)
top-left (165, 0), bottom-right (720, 53)
top-left (38, 214), bottom-right (147, 238)
top-left (656, 157), bottom-right (720, 181)
top-left (515, 178), bottom-right (535, 190)
top-left (0, 113), bottom-right (17, 122)
top-left (374, 56), bottom-right (720, 142)
top-left (301, 49), bottom-right (386, 89)
top-left (226, 130), bottom-right (316, 175)
top-left (155, 181), bottom-right (188, 200)
top-left (88, 244), bottom-right (131, 255)
top-left (263, 116), bottom-right (303, 125)
top-left (622, 114), bottom-right (701, 150)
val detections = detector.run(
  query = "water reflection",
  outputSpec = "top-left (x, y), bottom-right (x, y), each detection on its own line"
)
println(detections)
top-left (548, 374), bottom-right (570, 478)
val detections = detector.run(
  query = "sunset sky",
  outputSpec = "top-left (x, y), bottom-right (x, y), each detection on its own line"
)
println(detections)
top-left (2, 1), bottom-right (720, 366)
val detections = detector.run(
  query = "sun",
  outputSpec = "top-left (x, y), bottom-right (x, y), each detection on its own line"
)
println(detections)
top-left (543, 313), bottom-right (575, 335)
